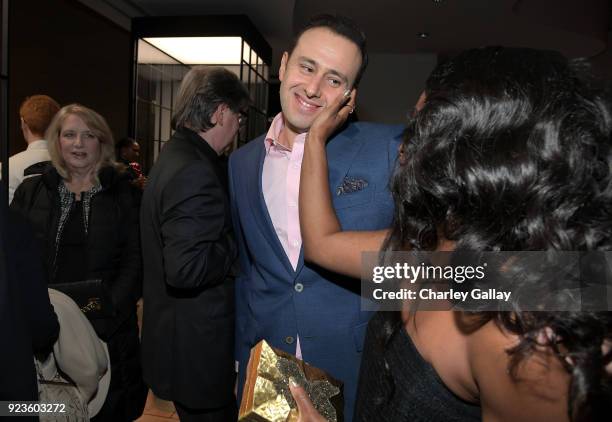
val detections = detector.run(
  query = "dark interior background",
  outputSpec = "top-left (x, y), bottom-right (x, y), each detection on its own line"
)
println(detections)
top-left (8, 0), bottom-right (131, 156)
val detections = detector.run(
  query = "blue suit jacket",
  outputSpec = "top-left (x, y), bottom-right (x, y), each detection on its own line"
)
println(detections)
top-left (228, 122), bottom-right (402, 421)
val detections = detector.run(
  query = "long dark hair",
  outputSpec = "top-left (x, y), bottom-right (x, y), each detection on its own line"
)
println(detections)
top-left (383, 47), bottom-right (612, 421)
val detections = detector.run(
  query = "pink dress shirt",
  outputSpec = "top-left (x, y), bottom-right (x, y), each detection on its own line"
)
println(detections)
top-left (262, 113), bottom-right (306, 358)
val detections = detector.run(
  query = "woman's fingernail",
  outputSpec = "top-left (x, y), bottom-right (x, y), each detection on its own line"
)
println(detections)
top-left (289, 377), bottom-right (298, 387)
top-left (343, 89), bottom-right (351, 98)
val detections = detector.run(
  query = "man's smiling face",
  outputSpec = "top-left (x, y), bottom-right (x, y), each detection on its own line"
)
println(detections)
top-left (278, 27), bottom-right (362, 137)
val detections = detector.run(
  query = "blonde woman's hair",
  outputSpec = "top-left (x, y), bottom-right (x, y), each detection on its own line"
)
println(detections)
top-left (46, 104), bottom-right (118, 183)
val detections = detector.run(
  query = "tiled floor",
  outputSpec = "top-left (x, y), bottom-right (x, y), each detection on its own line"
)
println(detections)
top-left (135, 391), bottom-right (179, 421)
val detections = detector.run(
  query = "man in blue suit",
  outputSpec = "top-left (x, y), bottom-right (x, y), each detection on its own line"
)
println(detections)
top-left (229, 14), bottom-right (402, 421)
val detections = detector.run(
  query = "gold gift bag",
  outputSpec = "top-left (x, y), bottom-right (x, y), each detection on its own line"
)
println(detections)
top-left (239, 340), bottom-right (344, 422)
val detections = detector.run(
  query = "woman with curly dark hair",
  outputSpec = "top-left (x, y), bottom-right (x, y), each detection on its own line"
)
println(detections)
top-left (290, 47), bottom-right (612, 421)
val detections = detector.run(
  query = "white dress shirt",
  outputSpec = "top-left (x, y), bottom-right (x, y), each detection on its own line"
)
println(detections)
top-left (8, 139), bottom-right (50, 204)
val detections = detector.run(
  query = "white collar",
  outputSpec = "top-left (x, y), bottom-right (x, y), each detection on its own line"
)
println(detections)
top-left (27, 139), bottom-right (48, 150)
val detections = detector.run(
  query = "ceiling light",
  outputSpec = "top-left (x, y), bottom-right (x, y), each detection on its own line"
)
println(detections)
top-left (143, 37), bottom-right (245, 64)
top-left (417, 32), bottom-right (430, 39)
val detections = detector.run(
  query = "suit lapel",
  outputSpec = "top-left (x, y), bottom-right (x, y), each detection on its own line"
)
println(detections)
top-left (294, 124), bottom-right (365, 275)
top-left (247, 140), bottom-right (296, 275)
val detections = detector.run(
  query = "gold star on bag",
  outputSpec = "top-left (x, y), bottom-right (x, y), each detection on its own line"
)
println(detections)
top-left (239, 340), bottom-right (344, 422)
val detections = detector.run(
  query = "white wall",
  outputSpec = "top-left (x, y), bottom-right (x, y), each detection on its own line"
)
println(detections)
top-left (356, 53), bottom-right (437, 125)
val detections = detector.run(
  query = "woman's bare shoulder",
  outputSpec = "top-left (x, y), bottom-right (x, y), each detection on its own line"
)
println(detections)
top-left (466, 318), bottom-right (570, 422)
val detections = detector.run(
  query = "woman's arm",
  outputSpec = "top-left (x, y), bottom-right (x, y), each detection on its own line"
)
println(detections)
top-left (300, 89), bottom-right (388, 279)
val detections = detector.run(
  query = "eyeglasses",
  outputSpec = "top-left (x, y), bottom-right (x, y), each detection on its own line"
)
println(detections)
top-left (238, 111), bottom-right (248, 127)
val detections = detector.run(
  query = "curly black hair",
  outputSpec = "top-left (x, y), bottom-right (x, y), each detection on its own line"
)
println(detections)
top-left (382, 46), bottom-right (612, 421)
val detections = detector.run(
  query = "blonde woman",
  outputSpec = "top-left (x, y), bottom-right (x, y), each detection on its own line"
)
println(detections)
top-left (11, 104), bottom-right (147, 421)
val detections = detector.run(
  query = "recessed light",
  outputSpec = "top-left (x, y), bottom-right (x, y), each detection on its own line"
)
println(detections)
top-left (417, 32), bottom-right (430, 39)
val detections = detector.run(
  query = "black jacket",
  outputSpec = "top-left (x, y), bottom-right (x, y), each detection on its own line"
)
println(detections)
top-left (11, 166), bottom-right (147, 420)
top-left (11, 166), bottom-right (142, 339)
top-left (0, 201), bottom-right (59, 411)
top-left (140, 126), bottom-right (236, 408)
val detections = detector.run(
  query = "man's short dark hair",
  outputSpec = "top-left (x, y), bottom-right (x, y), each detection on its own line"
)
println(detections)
top-left (171, 66), bottom-right (250, 132)
top-left (290, 14), bottom-right (368, 87)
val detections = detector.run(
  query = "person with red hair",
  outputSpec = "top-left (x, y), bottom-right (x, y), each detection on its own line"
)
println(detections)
top-left (8, 94), bottom-right (60, 204)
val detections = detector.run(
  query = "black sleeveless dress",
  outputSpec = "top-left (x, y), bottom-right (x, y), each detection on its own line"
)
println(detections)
top-left (354, 312), bottom-right (481, 421)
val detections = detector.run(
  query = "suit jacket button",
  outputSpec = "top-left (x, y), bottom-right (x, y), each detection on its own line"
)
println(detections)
top-left (285, 336), bottom-right (294, 344)
top-left (294, 283), bottom-right (304, 292)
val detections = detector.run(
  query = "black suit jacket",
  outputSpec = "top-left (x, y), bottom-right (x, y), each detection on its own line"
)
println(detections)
top-left (140, 127), bottom-right (236, 408)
